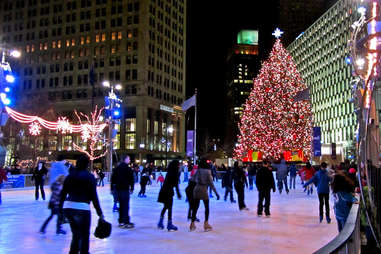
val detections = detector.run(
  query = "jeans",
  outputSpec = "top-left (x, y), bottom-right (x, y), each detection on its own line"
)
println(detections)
top-left (289, 176), bottom-right (296, 189)
top-left (64, 208), bottom-right (91, 254)
top-left (234, 183), bottom-right (246, 210)
top-left (248, 175), bottom-right (255, 190)
top-left (224, 187), bottom-right (234, 202)
top-left (183, 172), bottom-right (189, 182)
top-left (336, 217), bottom-right (346, 232)
top-left (117, 190), bottom-right (131, 224)
top-left (318, 193), bottom-right (330, 220)
top-left (257, 190), bottom-right (271, 215)
top-left (35, 179), bottom-right (45, 200)
top-left (277, 178), bottom-right (289, 193)
top-left (97, 178), bottom-right (104, 187)
top-left (40, 208), bottom-right (63, 233)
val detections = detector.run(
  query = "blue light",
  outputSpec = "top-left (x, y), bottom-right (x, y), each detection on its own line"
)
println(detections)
top-left (5, 74), bottom-right (15, 83)
top-left (3, 98), bottom-right (11, 105)
top-left (113, 110), bottom-right (120, 116)
top-left (345, 57), bottom-right (352, 65)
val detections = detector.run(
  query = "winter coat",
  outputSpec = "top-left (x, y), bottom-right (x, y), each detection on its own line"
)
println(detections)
top-left (111, 162), bottom-right (135, 192)
top-left (248, 165), bottom-right (257, 176)
top-left (232, 166), bottom-right (247, 187)
top-left (334, 191), bottom-right (357, 220)
top-left (49, 181), bottom-right (63, 210)
top-left (222, 170), bottom-right (233, 188)
top-left (0, 168), bottom-right (7, 184)
top-left (256, 166), bottom-right (275, 192)
top-left (185, 177), bottom-right (197, 201)
top-left (275, 161), bottom-right (288, 180)
top-left (193, 168), bottom-right (218, 200)
top-left (32, 166), bottom-right (48, 182)
top-left (158, 169), bottom-right (180, 203)
top-left (304, 169), bottom-right (331, 194)
top-left (49, 161), bottom-right (69, 185)
top-left (288, 164), bottom-right (297, 177)
top-left (140, 174), bottom-right (150, 185)
top-left (299, 166), bottom-right (315, 181)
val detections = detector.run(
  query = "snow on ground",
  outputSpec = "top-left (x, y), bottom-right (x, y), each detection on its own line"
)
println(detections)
top-left (0, 177), bottom-right (337, 254)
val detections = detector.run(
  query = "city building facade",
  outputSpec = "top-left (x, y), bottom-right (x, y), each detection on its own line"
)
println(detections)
top-left (0, 0), bottom-right (187, 165)
top-left (287, 0), bottom-right (359, 160)
top-left (225, 30), bottom-right (260, 152)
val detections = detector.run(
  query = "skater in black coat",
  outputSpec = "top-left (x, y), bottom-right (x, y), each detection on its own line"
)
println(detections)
top-left (157, 160), bottom-right (181, 231)
top-left (256, 160), bottom-right (276, 217)
top-left (32, 162), bottom-right (48, 200)
top-left (222, 165), bottom-right (236, 203)
top-left (233, 162), bottom-right (248, 211)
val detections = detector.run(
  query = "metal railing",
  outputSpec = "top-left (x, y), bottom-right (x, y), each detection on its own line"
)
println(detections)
top-left (313, 201), bottom-right (360, 254)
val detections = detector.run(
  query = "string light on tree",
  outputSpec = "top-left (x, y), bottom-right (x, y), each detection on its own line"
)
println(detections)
top-left (234, 29), bottom-right (312, 160)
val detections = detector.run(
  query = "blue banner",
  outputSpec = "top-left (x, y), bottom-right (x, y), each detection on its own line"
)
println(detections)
top-left (3, 175), bottom-right (25, 189)
top-left (313, 127), bottom-right (321, 157)
top-left (186, 131), bottom-right (194, 158)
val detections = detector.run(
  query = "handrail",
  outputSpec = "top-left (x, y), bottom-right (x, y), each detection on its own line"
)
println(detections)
top-left (313, 198), bottom-right (360, 254)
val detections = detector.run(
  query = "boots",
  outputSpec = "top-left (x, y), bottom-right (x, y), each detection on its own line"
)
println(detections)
top-left (204, 221), bottom-right (212, 232)
top-left (189, 222), bottom-right (196, 232)
top-left (167, 220), bottom-right (178, 232)
top-left (157, 217), bottom-right (164, 230)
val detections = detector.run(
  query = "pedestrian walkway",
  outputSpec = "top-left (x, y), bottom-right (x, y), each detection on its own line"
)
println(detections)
top-left (0, 179), bottom-right (337, 254)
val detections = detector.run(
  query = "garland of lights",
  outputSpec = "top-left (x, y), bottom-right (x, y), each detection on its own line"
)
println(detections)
top-left (5, 106), bottom-right (107, 136)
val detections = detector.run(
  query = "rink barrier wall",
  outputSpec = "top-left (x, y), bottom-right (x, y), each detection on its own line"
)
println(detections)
top-left (313, 200), bottom-right (360, 254)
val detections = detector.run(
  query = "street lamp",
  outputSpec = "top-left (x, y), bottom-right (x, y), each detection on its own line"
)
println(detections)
top-left (103, 81), bottom-right (122, 172)
top-left (165, 125), bottom-right (173, 168)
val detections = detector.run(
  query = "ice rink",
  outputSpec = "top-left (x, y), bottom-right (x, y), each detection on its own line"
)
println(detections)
top-left (0, 177), bottom-right (337, 254)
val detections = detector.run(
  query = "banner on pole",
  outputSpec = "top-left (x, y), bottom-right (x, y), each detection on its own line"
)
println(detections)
top-left (313, 127), bottom-right (321, 157)
top-left (186, 130), bottom-right (194, 157)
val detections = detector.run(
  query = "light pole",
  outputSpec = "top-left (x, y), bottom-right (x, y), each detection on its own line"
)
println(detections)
top-left (165, 125), bottom-right (173, 168)
top-left (103, 81), bottom-right (122, 172)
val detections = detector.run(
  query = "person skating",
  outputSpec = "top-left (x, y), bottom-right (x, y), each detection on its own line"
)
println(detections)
top-left (97, 169), bottom-right (105, 187)
top-left (157, 173), bottom-right (165, 187)
top-left (288, 163), bottom-right (298, 190)
top-left (304, 162), bottom-right (332, 223)
top-left (185, 171), bottom-right (200, 222)
top-left (138, 172), bottom-right (150, 197)
top-left (275, 159), bottom-right (289, 194)
top-left (190, 158), bottom-right (220, 232)
top-left (0, 166), bottom-right (8, 205)
top-left (222, 165), bottom-right (236, 203)
top-left (299, 162), bottom-right (315, 195)
top-left (157, 160), bottom-right (182, 231)
top-left (331, 172), bottom-right (357, 232)
top-left (256, 160), bottom-right (276, 217)
top-left (111, 155), bottom-right (135, 229)
top-left (40, 175), bottom-right (66, 235)
top-left (232, 161), bottom-right (248, 211)
top-left (247, 163), bottom-right (257, 190)
top-left (32, 161), bottom-right (48, 200)
top-left (59, 155), bottom-right (104, 254)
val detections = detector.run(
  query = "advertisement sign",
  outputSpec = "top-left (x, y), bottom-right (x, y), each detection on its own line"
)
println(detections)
top-left (313, 127), bottom-right (321, 157)
top-left (3, 175), bottom-right (25, 189)
top-left (186, 131), bottom-right (194, 158)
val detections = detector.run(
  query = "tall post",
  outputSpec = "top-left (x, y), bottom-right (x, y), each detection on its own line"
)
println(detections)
top-left (193, 88), bottom-right (197, 165)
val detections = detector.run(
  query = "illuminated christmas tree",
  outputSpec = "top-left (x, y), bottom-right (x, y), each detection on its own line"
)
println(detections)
top-left (234, 35), bottom-right (312, 160)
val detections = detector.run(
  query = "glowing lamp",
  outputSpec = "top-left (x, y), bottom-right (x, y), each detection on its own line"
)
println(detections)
top-left (357, 6), bottom-right (366, 16)
top-left (4, 87), bottom-right (10, 92)
top-left (113, 110), bottom-right (120, 117)
top-left (102, 81), bottom-right (110, 87)
top-left (115, 84), bottom-right (122, 90)
top-left (3, 98), bottom-right (11, 105)
top-left (5, 74), bottom-right (15, 83)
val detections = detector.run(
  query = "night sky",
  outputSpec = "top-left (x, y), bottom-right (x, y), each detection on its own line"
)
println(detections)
top-left (186, 0), bottom-right (335, 147)
top-left (186, 1), bottom-right (279, 142)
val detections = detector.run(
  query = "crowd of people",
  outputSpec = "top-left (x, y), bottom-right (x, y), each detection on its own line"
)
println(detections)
top-left (0, 155), bottom-right (363, 254)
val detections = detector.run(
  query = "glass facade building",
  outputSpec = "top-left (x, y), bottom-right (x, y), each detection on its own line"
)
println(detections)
top-left (287, 0), bottom-right (358, 157)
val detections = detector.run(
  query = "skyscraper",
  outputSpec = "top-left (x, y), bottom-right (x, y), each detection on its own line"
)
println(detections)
top-left (225, 30), bottom-right (260, 153)
top-left (0, 0), bottom-right (187, 164)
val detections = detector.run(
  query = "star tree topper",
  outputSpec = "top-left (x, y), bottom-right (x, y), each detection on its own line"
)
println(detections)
top-left (272, 28), bottom-right (284, 38)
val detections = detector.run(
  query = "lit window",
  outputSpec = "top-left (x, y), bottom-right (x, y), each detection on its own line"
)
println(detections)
top-left (101, 33), bottom-right (106, 41)
top-left (86, 36), bottom-right (90, 44)
top-left (95, 34), bottom-right (100, 42)
top-left (71, 39), bottom-right (75, 46)
top-left (44, 43), bottom-right (48, 50)
top-left (81, 37), bottom-right (85, 45)
top-left (26, 45), bottom-right (30, 52)
top-left (66, 40), bottom-right (70, 47)
top-left (128, 31), bottom-right (132, 38)
top-left (52, 41), bottom-right (56, 48)
top-left (57, 40), bottom-right (61, 48)
top-left (111, 32), bottom-right (116, 40)
top-left (39, 43), bottom-right (43, 50)
top-left (118, 32), bottom-right (122, 40)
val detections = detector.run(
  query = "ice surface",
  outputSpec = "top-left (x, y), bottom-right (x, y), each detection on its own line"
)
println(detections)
top-left (0, 177), bottom-right (337, 254)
